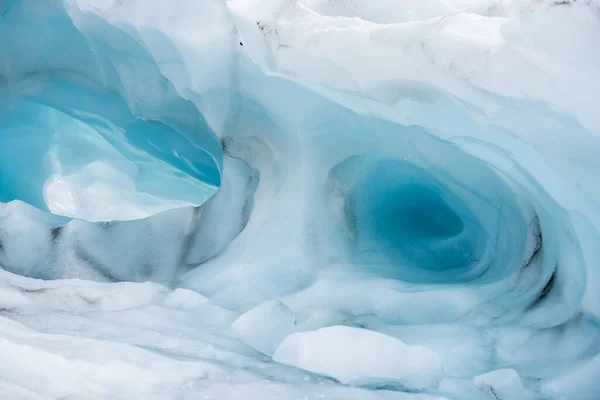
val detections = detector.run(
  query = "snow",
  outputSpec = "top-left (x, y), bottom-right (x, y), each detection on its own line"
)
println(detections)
top-left (232, 300), bottom-right (296, 355)
top-left (1, 0), bottom-right (600, 398)
top-left (273, 326), bottom-right (443, 389)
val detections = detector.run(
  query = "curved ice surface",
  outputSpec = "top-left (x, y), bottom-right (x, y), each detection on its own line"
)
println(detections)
top-left (1, 0), bottom-right (599, 399)
top-left (0, 0), bottom-right (222, 221)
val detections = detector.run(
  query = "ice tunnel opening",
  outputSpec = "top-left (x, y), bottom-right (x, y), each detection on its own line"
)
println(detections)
top-left (0, 92), bottom-right (222, 222)
top-left (0, 0), bottom-right (225, 223)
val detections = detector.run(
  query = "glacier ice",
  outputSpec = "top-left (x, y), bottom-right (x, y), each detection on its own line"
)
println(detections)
top-left (232, 300), bottom-right (296, 356)
top-left (1, 0), bottom-right (600, 399)
top-left (473, 369), bottom-right (534, 400)
top-left (273, 326), bottom-right (443, 389)
top-left (0, 0), bottom-right (222, 222)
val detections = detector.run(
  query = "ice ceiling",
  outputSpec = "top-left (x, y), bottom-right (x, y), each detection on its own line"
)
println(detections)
top-left (1, 0), bottom-right (599, 399)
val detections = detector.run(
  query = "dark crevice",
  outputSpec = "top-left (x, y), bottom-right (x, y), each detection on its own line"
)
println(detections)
top-left (524, 216), bottom-right (542, 268)
top-left (220, 137), bottom-right (232, 154)
top-left (220, 137), bottom-right (260, 232)
top-left (489, 386), bottom-right (501, 400)
top-left (539, 270), bottom-right (556, 300)
top-left (51, 226), bottom-right (63, 241)
top-left (530, 268), bottom-right (557, 308)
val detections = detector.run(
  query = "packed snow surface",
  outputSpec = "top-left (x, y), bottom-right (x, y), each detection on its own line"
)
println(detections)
top-left (1, 0), bottom-right (600, 399)
top-left (273, 326), bottom-right (443, 389)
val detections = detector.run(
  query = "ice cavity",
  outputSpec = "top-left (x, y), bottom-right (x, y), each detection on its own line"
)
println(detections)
top-left (1, 0), bottom-right (600, 399)
top-left (0, 0), bottom-right (222, 222)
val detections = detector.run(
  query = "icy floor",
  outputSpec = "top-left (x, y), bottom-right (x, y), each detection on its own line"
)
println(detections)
top-left (0, 271), bottom-right (448, 400)
top-left (1, 0), bottom-right (600, 399)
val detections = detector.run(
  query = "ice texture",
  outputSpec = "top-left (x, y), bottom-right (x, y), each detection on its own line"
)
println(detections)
top-left (273, 326), bottom-right (443, 389)
top-left (0, 0), bottom-right (222, 222)
top-left (473, 369), bottom-right (534, 400)
top-left (1, 0), bottom-right (600, 399)
top-left (232, 300), bottom-right (296, 356)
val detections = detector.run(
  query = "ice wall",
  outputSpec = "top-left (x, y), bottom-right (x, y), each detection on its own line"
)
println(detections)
top-left (1, 0), bottom-right (599, 399)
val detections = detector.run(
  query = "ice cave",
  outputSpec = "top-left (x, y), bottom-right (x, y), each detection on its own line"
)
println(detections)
top-left (0, 0), bottom-right (599, 399)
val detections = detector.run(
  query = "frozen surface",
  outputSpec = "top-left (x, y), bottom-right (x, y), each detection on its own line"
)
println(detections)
top-left (0, 0), bottom-right (222, 222)
top-left (473, 369), bottom-right (534, 400)
top-left (273, 326), bottom-right (443, 389)
top-left (1, 0), bottom-right (600, 399)
top-left (232, 300), bottom-right (296, 356)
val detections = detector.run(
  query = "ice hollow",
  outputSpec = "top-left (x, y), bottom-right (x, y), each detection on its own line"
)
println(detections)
top-left (330, 155), bottom-right (491, 282)
top-left (0, 0), bottom-right (222, 222)
top-left (0, 0), bottom-right (599, 399)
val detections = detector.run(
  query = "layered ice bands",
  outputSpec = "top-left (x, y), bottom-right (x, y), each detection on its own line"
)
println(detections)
top-left (1, 0), bottom-right (599, 399)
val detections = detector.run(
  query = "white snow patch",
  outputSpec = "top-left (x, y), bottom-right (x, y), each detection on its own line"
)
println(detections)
top-left (273, 325), bottom-right (443, 389)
